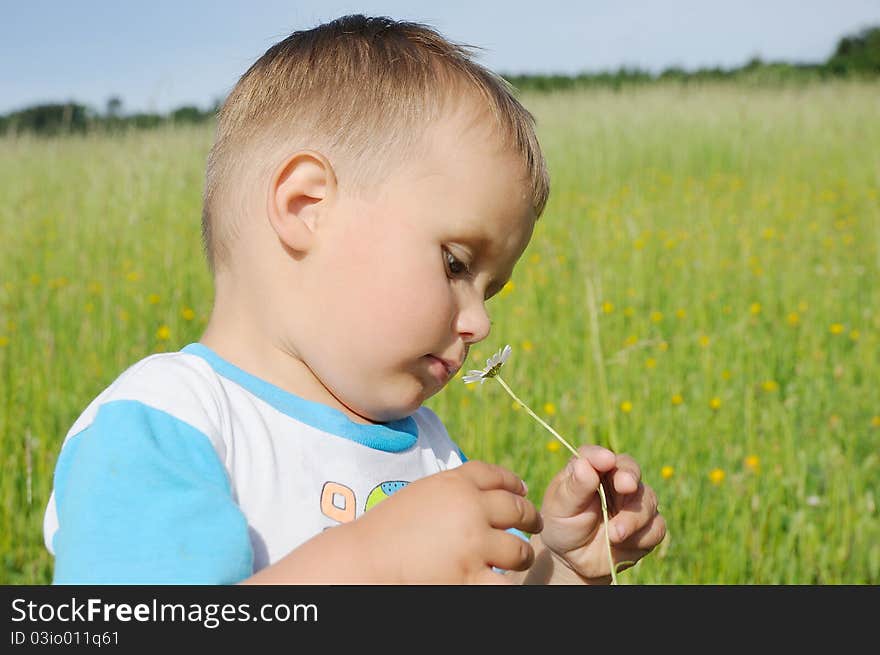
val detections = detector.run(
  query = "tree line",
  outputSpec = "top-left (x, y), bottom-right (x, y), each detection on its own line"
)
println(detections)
top-left (3, 25), bottom-right (878, 137)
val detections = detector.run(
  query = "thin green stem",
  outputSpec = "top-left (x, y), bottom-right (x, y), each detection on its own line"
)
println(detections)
top-left (494, 375), bottom-right (619, 585)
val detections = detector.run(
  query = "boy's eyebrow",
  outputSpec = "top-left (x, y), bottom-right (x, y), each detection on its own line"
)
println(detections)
top-left (484, 276), bottom-right (509, 300)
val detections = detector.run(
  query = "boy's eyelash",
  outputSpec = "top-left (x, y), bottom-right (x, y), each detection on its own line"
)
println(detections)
top-left (443, 248), bottom-right (470, 278)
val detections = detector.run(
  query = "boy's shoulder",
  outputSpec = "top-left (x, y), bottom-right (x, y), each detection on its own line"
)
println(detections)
top-left (68, 348), bottom-right (226, 443)
top-left (411, 405), bottom-right (467, 466)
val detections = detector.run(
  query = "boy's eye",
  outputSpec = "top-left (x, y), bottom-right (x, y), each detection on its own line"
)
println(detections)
top-left (443, 249), bottom-right (469, 277)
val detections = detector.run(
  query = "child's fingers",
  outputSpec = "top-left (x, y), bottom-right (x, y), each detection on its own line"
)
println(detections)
top-left (610, 453), bottom-right (642, 495)
top-left (607, 482), bottom-right (661, 544)
top-left (457, 460), bottom-right (527, 495)
top-left (484, 529), bottom-right (536, 572)
top-left (576, 445), bottom-right (617, 473)
top-left (542, 454), bottom-right (603, 518)
top-left (607, 516), bottom-right (668, 571)
top-left (482, 489), bottom-right (543, 534)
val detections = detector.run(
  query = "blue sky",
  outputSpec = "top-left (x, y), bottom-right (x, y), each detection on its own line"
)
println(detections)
top-left (3, 0), bottom-right (878, 115)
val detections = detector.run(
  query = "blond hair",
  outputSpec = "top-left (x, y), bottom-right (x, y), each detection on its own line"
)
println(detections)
top-left (202, 14), bottom-right (550, 273)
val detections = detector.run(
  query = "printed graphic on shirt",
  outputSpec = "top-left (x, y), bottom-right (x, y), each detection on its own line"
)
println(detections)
top-left (319, 480), bottom-right (411, 525)
top-left (364, 481), bottom-right (409, 512)
top-left (319, 482), bottom-right (357, 523)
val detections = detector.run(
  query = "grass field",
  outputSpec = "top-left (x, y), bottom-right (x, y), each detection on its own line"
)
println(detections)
top-left (1, 81), bottom-right (877, 584)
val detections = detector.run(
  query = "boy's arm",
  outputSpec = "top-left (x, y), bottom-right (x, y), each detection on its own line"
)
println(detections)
top-left (240, 520), bottom-right (382, 584)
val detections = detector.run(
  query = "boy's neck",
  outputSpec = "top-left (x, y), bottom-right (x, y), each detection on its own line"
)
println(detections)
top-left (199, 290), bottom-right (379, 426)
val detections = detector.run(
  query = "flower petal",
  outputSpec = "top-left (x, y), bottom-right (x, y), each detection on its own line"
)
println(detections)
top-left (462, 371), bottom-right (486, 384)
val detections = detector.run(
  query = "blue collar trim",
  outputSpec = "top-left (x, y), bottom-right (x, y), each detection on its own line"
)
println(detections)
top-left (181, 343), bottom-right (418, 453)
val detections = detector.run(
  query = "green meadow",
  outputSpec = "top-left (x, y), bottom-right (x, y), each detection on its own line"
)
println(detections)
top-left (1, 81), bottom-right (877, 584)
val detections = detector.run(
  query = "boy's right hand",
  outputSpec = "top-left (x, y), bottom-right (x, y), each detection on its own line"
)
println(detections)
top-left (353, 460), bottom-right (542, 584)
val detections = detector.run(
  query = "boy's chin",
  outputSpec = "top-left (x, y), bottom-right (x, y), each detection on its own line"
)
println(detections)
top-left (352, 375), bottom-right (445, 423)
top-left (365, 393), bottom-right (431, 424)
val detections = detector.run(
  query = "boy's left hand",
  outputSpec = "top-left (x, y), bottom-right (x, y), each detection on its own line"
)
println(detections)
top-left (539, 445), bottom-right (666, 583)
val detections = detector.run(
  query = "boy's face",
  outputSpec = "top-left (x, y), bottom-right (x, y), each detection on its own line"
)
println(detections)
top-left (291, 112), bottom-right (536, 423)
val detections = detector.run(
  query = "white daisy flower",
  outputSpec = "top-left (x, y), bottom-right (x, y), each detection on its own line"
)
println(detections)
top-left (462, 344), bottom-right (512, 384)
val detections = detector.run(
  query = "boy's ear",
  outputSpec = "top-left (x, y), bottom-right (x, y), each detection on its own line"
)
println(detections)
top-left (267, 150), bottom-right (337, 253)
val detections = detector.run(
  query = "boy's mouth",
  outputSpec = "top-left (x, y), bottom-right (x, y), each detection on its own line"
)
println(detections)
top-left (425, 354), bottom-right (461, 380)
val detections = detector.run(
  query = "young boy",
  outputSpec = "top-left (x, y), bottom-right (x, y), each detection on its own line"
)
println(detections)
top-left (43, 15), bottom-right (665, 584)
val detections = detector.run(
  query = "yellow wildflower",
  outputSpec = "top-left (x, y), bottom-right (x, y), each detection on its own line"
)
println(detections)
top-left (698, 334), bottom-right (711, 348)
top-left (871, 416), bottom-right (880, 428)
top-left (787, 312), bottom-right (800, 326)
top-left (148, 293), bottom-right (161, 305)
top-left (750, 303), bottom-right (762, 315)
top-left (620, 400), bottom-right (633, 414)
top-left (762, 380), bottom-right (779, 392)
top-left (0, 336), bottom-right (8, 347)
top-left (849, 330), bottom-right (860, 341)
top-left (744, 455), bottom-right (760, 472)
top-left (521, 340), bottom-right (534, 352)
top-left (829, 323), bottom-right (845, 335)
top-left (661, 466), bottom-right (674, 480)
top-left (709, 468), bottom-right (725, 485)
top-left (181, 307), bottom-right (196, 321)
top-left (671, 393), bottom-right (684, 406)
top-left (602, 301), bottom-right (615, 314)
top-left (543, 402), bottom-right (557, 416)
top-left (650, 311), bottom-right (664, 323)
top-left (546, 440), bottom-right (561, 453)
top-left (675, 309), bottom-right (686, 319)
top-left (156, 325), bottom-right (171, 341)
top-left (709, 397), bottom-right (722, 411)
top-left (645, 357), bottom-right (657, 369)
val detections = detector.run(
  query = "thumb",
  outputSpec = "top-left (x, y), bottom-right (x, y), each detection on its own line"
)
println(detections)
top-left (542, 457), bottom-right (602, 519)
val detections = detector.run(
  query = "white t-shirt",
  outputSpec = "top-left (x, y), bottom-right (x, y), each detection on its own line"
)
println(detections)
top-left (43, 343), bottom-right (466, 583)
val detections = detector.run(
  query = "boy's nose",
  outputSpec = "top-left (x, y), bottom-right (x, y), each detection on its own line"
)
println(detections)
top-left (456, 299), bottom-right (491, 344)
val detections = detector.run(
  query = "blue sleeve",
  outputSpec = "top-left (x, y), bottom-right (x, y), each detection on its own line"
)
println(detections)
top-left (51, 400), bottom-right (253, 584)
